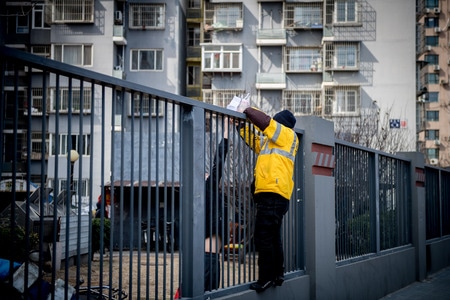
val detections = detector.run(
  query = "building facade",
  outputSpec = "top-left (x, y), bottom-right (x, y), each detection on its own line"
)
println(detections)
top-left (1, 0), bottom-right (424, 204)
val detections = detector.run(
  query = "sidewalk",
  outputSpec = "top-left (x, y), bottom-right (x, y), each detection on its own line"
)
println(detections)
top-left (379, 267), bottom-right (450, 300)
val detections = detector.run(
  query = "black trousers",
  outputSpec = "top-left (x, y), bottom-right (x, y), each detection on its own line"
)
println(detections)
top-left (254, 192), bottom-right (290, 282)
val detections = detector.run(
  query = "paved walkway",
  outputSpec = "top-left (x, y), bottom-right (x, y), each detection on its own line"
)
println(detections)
top-left (379, 267), bottom-right (450, 300)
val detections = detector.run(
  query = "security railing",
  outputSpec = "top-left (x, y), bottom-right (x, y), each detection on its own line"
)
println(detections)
top-left (0, 45), bottom-right (305, 300)
top-left (425, 166), bottom-right (450, 240)
top-left (334, 141), bottom-right (412, 262)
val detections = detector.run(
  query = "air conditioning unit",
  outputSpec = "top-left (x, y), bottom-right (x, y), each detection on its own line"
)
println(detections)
top-left (425, 8), bottom-right (432, 13)
top-left (441, 79), bottom-right (448, 85)
top-left (434, 8), bottom-right (441, 14)
top-left (425, 45), bottom-right (432, 52)
top-left (235, 19), bottom-right (243, 28)
top-left (435, 27), bottom-right (441, 33)
top-left (115, 11), bottom-right (123, 24)
top-left (435, 139), bottom-right (441, 146)
top-left (430, 158), bottom-right (439, 165)
top-left (434, 65), bottom-right (441, 71)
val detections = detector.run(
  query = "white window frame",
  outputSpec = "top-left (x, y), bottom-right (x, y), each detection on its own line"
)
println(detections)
top-left (324, 86), bottom-right (360, 116)
top-left (130, 49), bottom-right (163, 71)
top-left (16, 14), bottom-right (29, 34)
top-left (129, 3), bottom-right (165, 30)
top-left (48, 178), bottom-right (90, 198)
top-left (203, 90), bottom-right (245, 107)
top-left (334, 0), bottom-right (358, 24)
top-left (285, 3), bottom-right (323, 29)
top-left (131, 94), bottom-right (164, 117)
top-left (201, 44), bottom-right (242, 72)
top-left (204, 3), bottom-right (243, 30)
top-left (52, 44), bottom-right (93, 66)
top-left (283, 90), bottom-right (322, 116)
top-left (32, 4), bottom-right (50, 29)
top-left (50, 133), bottom-right (91, 156)
top-left (285, 47), bottom-right (322, 72)
top-left (324, 42), bottom-right (359, 70)
top-left (50, 87), bottom-right (92, 113)
top-left (50, 0), bottom-right (94, 23)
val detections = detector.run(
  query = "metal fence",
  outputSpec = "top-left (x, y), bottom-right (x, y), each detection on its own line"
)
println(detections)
top-left (334, 141), bottom-right (412, 262)
top-left (0, 46), bottom-right (305, 300)
top-left (425, 166), bottom-right (450, 240)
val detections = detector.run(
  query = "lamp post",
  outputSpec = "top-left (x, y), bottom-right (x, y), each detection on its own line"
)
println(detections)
top-left (67, 149), bottom-right (79, 197)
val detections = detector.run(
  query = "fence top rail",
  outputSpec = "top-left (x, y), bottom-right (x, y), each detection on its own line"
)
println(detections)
top-left (1, 45), bottom-right (305, 136)
top-left (335, 138), bottom-right (412, 163)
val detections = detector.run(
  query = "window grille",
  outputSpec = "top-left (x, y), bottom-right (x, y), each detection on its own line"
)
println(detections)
top-left (131, 49), bottom-right (163, 71)
top-left (202, 90), bottom-right (245, 107)
top-left (129, 3), bottom-right (165, 29)
top-left (283, 90), bottom-right (322, 116)
top-left (51, 134), bottom-right (91, 156)
top-left (204, 3), bottom-right (243, 30)
top-left (26, 88), bottom-right (49, 115)
top-left (48, 0), bottom-right (94, 23)
top-left (30, 132), bottom-right (50, 160)
top-left (50, 88), bottom-right (92, 113)
top-left (324, 42), bottom-right (359, 70)
top-left (285, 47), bottom-right (322, 72)
top-left (131, 94), bottom-right (163, 116)
top-left (202, 44), bottom-right (242, 72)
top-left (324, 86), bottom-right (360, 116)
top-left (285, 3), bottom-right (323, 29)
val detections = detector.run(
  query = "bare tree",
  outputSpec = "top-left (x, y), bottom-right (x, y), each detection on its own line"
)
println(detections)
top-left (334, 105), bottom-right (415, 154)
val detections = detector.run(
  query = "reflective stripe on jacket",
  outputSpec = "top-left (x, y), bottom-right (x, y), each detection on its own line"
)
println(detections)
top-left (240, 118), bottom-right (299, 200)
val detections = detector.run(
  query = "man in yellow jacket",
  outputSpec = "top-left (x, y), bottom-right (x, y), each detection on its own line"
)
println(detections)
top-left (239, 107), bottom-right (299, 292)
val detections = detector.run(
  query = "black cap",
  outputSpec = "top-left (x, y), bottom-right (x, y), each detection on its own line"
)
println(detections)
top-left (273, 110), bottom-right (296, 128)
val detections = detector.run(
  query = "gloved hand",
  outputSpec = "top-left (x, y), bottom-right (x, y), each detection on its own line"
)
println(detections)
top-left (237, 94), bottom-right (250, 112)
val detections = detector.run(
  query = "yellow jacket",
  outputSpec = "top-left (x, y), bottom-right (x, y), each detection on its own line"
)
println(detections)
top-left (240, 118), bottom-right (299, 200)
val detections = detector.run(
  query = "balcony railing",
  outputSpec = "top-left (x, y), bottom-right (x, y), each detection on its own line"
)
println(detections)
top-left (255, 72), bottom-right (286, 89)
top-left (256, 28), bottom-right (286, 46)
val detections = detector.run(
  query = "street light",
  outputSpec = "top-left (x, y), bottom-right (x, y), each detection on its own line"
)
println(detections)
top-left (67, 149), bottom-right (79, 197)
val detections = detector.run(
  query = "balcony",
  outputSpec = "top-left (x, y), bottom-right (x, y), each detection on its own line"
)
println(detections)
top-left (256, 28), bottom-right (287, 46)
top-left (113, 25), bottom-right (127, 45)
top-left (255, 73), bottom-right (286, 89)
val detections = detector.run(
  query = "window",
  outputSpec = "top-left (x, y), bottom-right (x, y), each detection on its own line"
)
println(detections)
top-left (129, 3), bottom-right (165, 29)
top-left (130, 49), bottom-right (163, 71)
top-left (50, 88), bottom-right (92, 113)
top-left (25, 88), bottom-right (48, 115)
top-left (131, 94), bottom-right (163, 116)
top-left (425, 17), bottom-right (439, 28)
top-left (285, 3), bottom-right (323, 28)
top-left (425, 36), bottom-right (439, 46)
top-left (189, 0), bottom-right (200, 9)
top-left (53, 44), bottom-right (92, 66)
top-left (425, 130), bottom-right (439, 140)
top-left (48, 178), bottom-right (90, 197)
top-left (33, 4), bottom-right (50, 29)
top-left (204, 3), bottom-right (243, 30)
top-left (426, 73), bottom-right (439, 84)
top-left (425, 54), bottom-right (439, 65)
top-left (324, 42), bottom-right (359, 70)
top-left (324, 86), bottom-right (360, 116)
top-left (28, 132), bottom-right (49, 160)
top-left (51, 134), bottom-right (91, 156)
top-left (335, 0), bottom-right (358, 23)
top-left (187, 66), bottom-right (201, 86)
top-left (32, 45), bottom-right (51, 58)
top-left (203, 90), bottom-right (245, 107)
top-left (283, 90), bottom-right (322, 115)
top-left (285, 47), bottom-right (322, 72)
top-left (51, 0), bottom-right (94, 23)
top-left (428, 92), bottom-right (438, 102)
top-left (426, 111), bottom-right (439, 121)
top-left (426, 148), bottom-right (439, 160)
top-left (425, 0), bottom-right (439, 8)
top-left (202, 44), bottom-right (242, 72)
top-left (188, 27), bottom-right (201, 47)
top-left (16, 14), bottom-right (29, 34)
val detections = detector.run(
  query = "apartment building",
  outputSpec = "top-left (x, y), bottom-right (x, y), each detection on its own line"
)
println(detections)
top-left (417, 0), bottom-right (450, 167)
top-left (0, 0), bottom-right (421, 203)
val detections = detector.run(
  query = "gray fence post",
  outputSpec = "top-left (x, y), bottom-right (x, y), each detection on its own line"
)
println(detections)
top-left (296, 116), bottom-right (336, 300)
top-left (180, 106), bottom-right (206, 299)
top-left (398, 151), bottom-right (426, 282)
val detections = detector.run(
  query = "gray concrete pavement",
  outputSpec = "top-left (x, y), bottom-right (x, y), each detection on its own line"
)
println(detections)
top-left (379, 267), bottom-right (450, 300)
